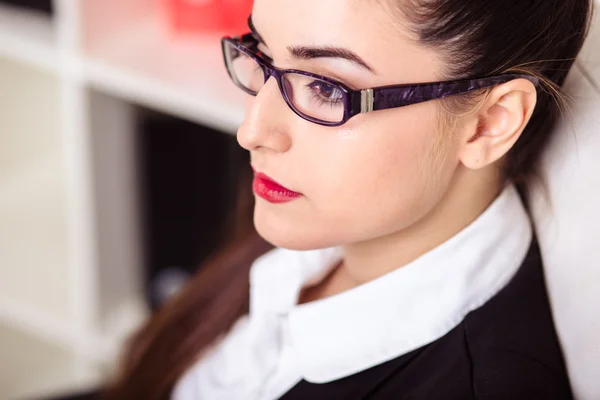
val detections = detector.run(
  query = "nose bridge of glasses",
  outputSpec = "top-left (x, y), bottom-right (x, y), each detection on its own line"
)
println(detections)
top-left (260, 61), bottom-right (284, 84)
top-left (255, 61), bottom-right (292, 103)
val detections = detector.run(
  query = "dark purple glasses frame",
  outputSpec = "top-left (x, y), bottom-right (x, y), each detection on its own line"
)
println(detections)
top-left (221, 34), bottom-right (540, 127)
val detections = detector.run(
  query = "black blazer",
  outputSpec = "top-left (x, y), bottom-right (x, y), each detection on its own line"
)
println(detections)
top-left (278, 240), bottom-right (572, 400)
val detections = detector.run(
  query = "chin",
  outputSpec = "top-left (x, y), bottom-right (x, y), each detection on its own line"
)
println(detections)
top-left (254, 218), bottom-right (320, 251)
top-left (253, 206), bottom-right (339, 251)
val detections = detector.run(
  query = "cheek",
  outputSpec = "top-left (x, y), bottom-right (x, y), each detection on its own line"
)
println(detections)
top-left (252, 105), bottom-right (457, 250)
top-left (311, 106), bottom-right (452, 238)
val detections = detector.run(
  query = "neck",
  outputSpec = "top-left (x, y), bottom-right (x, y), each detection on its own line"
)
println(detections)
top-left (336, 166), bottom-right (504, 290)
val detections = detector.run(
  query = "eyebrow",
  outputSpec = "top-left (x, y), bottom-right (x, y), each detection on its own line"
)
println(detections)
top-left (287, 45), bottom-right (376, 74)
top-left (248, 15), bottom-right (376, 74)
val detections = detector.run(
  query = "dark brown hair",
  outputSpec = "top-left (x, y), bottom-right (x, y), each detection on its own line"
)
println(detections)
top-left (106, 1), bottom-right (594, 398)
top-left (401, 0), bottom-right (594, 187)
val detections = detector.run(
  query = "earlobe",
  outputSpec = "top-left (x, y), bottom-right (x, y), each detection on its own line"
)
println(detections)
top-left (459, 79), bottom-right (537, 170)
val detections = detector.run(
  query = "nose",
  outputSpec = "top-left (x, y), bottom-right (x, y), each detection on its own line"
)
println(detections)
top-left (237, 77), bottom-right (292, 154)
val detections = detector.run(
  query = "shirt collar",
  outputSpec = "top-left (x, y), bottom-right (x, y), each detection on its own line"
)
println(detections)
top-left (249, 184), bottom-right (532, 383)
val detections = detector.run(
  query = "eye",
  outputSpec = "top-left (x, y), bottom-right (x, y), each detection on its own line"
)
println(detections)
top-left (306, 81), bottom-right (344, 104)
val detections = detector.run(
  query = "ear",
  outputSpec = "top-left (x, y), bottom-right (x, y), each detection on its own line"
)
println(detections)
top-left (458, 78), bottom-right (538, 170)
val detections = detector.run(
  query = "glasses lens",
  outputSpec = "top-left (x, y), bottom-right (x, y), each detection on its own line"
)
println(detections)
top-left (223, 41), bottom-right (265, 94)
top-left (282, 73), bottom-right (345, 123)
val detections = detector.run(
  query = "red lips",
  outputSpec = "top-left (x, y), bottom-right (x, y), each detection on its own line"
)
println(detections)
top-left (252, 171), bottom-right (301, 203)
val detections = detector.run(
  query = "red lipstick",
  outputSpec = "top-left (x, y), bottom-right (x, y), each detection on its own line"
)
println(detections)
top-left (252, 171), bottom-right (301, 203)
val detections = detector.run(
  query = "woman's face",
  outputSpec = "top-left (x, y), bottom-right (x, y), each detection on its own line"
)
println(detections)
top-left (238, 0), bottom-right (464, 250)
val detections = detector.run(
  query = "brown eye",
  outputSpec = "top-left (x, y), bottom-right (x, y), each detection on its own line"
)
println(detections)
top-left (306, 81), bottom-right (344, 104)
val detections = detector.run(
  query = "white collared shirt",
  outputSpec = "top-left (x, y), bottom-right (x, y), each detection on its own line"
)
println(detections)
top-left (172, 184), bottom-right (532, 400)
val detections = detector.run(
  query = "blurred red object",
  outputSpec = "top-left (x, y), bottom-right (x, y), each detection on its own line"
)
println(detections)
top-left (164, 0), bottom-right (254, 35)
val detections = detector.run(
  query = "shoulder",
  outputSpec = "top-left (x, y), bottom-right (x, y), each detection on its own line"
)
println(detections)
top-left (463, 337), bottom-right (573, 399)
top-left (463, 240), bottom-right (572, 399)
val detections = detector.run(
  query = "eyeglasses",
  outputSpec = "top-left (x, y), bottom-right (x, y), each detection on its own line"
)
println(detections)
top-left (221, 34), bottom-right (540, 127)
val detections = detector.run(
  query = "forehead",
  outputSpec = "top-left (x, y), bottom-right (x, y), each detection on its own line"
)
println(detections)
top-left (252, 0), bottom-right (402, 51)
top-left (251, 0), bottom-right (443, 84)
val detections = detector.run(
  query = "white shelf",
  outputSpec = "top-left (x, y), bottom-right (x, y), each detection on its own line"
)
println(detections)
top-left (82, 9), bottom-right (245, 133)
top-left (0, 322), bottom-right (102, 400)
top-left (0, 1), bottom-right (246, 133)
top-left (0, 58), bottom-right (62, 183)
top-left (0, 1), bottom-right (243, 396)
top-left (0, 2), bottom-right (58, 72)
top-left (0, 57), bottom-right (73, 326)
top-left (84, 54), bottom-right (244, 134)
top-left (0, 288), bottom-right (145, 367)
top-left (0, 169), bottom-right (71, 324)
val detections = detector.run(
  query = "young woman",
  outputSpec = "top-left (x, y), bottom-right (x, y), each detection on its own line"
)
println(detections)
top-left (107, 0), bottom-right (594, 398)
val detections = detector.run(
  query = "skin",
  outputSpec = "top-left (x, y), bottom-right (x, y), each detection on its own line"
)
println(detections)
top-left (237, 0), bottom-right (538, 301)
